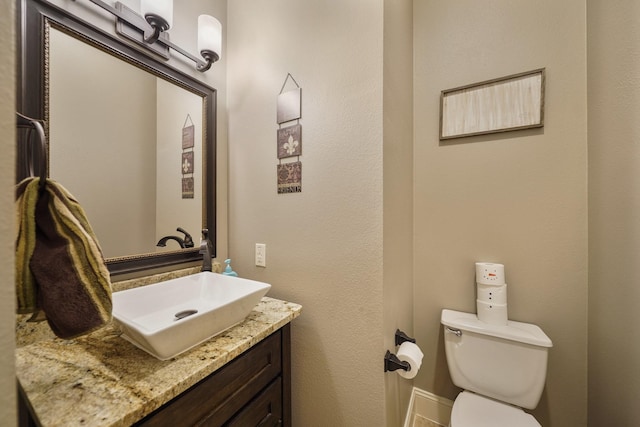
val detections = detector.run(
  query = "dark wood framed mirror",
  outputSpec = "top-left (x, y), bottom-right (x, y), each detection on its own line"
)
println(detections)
top-left (17, 0), bottom-right (217, 276)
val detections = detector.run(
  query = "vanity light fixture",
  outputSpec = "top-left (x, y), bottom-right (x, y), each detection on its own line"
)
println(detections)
top-left (85, 0), bottom-right (221, 72)
top-left (139, 0), bottom-right (173, 43)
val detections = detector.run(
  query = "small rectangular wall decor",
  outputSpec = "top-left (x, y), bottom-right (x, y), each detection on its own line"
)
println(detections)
top-left (277, 161), bottom-right (302, 194)
top-left (182, 124), bottom-right (194, 149)
top-left (277, 88), bottom-right (302, 124)
top-left (182, 177), bottom-right (194, 198)
top-left (439, 68), bottom-right (545, 140)
top-left (181, 151), bottom-right (194, 174)
top-left (277, 124), bottom-right (302, 159)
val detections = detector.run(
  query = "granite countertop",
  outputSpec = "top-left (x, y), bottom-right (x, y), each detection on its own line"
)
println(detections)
top-left (16, 296), bottom-right (302, 427)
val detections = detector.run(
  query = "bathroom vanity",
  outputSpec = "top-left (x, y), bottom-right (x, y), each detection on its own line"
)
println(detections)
top-left (16, 296), bottom-right (301, 426)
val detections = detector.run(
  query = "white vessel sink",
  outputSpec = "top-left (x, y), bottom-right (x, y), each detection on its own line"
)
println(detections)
top-left (112, 272), bottom-right (271, 360)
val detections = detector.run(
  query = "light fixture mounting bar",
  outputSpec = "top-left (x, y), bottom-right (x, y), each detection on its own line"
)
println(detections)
top-left (85, 0), bottom-right (215, 71)
top-left (161, 38), bottom-right (209, 70)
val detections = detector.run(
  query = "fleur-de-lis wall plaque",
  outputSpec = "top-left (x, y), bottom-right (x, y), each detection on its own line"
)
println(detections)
top-left (277, 124), bottom-right (302, 158)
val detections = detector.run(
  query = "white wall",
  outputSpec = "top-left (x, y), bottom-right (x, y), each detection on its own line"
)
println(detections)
top-left (1, 1), bottom-right (16, 424)
top-left (587, 0), bottom-right (640, 425)
top-left (227, 0), bottom-right (388, 424)
top-left (413, 2), bottom-right (588, 426)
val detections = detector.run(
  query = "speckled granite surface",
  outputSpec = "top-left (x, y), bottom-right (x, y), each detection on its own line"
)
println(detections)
top-left (16, 293), bottom-right (301, 427)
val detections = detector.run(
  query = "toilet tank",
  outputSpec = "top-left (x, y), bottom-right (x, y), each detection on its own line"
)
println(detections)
top-left (441, 309), bottom-right (552, 410)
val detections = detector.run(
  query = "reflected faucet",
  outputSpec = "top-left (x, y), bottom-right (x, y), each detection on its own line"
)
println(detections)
top-left (157, 227), bottom-right (195, 249)
top-left (199, 228), bottom-right (213, 272)
top-left (177, 227), bottom-right (194, 247)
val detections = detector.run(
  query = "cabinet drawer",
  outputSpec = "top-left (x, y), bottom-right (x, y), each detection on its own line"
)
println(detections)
top-left (137, 330), bottom-right (282, 426)
top-left (225, 377), bottom-right (282, 427)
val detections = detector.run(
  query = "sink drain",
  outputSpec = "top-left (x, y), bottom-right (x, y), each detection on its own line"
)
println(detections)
top-left (174, 309), bottom-right (198, 321)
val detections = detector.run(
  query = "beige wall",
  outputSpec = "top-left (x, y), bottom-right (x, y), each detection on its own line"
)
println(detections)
top-left (383, 0), bottom-right (414, 425)
top-left (413, 1), bottom-right (588, 426)
top-left (1, 0), bottom-right (16, 424)
top-left (227, 0), bottom-right (389, 425)
top-left (155, 79), bottom-right (203, 250)
top-left (587, 0), bottom-right (640, 425)
top-left (49, 27), bottom-right (158, 258)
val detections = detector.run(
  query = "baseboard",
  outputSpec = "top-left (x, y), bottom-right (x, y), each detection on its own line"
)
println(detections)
top-left (403, 387), bottom-right (454, 427)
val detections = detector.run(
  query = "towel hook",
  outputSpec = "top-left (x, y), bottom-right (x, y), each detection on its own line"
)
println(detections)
top-left (16, 112), bottom-right (47, 191)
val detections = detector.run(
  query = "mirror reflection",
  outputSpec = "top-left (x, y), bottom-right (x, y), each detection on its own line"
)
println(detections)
top-left (48, 27), bottom-right (204, 259)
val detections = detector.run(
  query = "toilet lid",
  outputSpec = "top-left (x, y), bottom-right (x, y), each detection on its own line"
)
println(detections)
top-left (451, 391), bottom-right (541, 427)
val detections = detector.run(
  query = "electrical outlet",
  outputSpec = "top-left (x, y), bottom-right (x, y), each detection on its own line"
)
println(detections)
top-left (255, 243), bottom-right (266, 267)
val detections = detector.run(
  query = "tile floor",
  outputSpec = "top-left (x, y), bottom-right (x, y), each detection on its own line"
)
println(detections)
top-left (413, 414), bottom-right (445, 427)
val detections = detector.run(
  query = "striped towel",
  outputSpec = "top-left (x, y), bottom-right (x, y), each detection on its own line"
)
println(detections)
top-left (16, 177), bottom-right (112, 339)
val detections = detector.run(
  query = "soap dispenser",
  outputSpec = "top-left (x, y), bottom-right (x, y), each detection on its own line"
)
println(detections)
top-left (222, 259), bottom-right (238, 277)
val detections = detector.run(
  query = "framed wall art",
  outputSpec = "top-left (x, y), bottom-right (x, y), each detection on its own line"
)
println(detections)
top-left (439, 68), bottom-right (545, 140)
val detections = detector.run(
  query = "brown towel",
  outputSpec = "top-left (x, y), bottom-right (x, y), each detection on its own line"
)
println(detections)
top-left (16, 177), bottom-right (112, 339)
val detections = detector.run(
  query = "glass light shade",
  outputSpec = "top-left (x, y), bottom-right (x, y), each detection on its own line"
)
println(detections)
top-left (197, 15), bottom-right (222, 59)
top-left (140, 0), bottom-right (174, 29)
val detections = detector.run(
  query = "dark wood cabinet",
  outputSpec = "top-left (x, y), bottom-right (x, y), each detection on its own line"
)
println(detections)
top-left (136, 325), bottom-right (291, 427)
top-left (19, 324), bottom-right (291, 427)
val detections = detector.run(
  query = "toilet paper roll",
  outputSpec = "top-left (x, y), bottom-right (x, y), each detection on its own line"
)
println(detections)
top-left (476, 283), bottom-right (508, 305)
top-left (475, 262), bottom-right (506, 285)
top-left (396, 341), bottom-right (424, 379)
top-left (476, 300), bottom-right (508, 326)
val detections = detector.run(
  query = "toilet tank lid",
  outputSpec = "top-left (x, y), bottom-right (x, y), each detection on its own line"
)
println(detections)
top-left (441, 309), bottom-right (553, 348)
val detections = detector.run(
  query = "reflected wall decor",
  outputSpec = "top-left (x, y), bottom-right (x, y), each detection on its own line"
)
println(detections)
top-left (439, 68), bottom-right (545, 140)
top-left (182, 114), bottom-right (195, 198)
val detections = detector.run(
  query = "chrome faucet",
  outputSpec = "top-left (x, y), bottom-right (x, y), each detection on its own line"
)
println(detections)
top-left (199, 228), bottom-right (213, 272)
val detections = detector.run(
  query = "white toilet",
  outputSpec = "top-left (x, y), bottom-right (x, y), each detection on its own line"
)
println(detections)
top-left (441, 309), bottom-right (553, 427)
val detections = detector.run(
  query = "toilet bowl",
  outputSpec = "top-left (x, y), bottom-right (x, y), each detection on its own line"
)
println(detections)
top-left (449, 391), bottom-right (540, 427)
top-left (441, 309), bottom-right (552, 427)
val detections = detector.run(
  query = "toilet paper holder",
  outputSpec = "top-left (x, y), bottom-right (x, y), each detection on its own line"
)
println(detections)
top-left (394, 329), bottom-right (416, 346)
top-left (384, 329), bottom-right (416, 373)
top-left (384, 350), bottom-right (410, 373)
